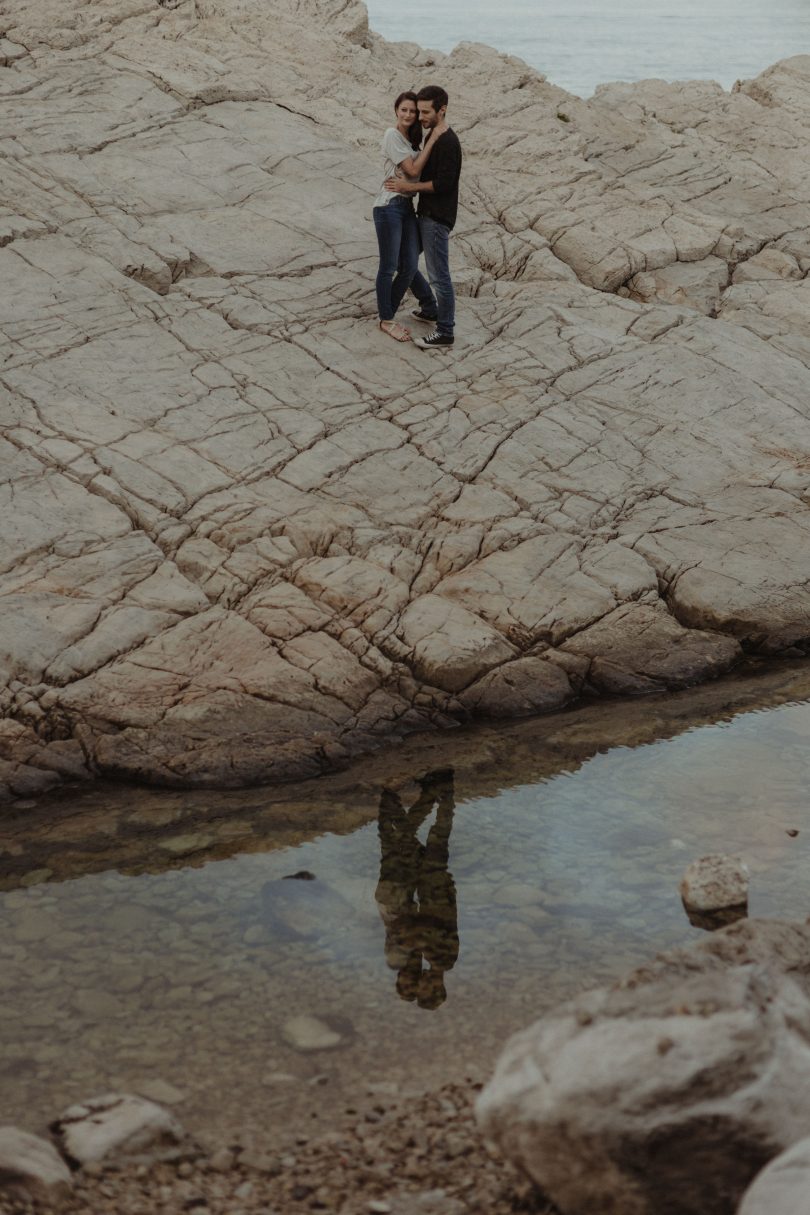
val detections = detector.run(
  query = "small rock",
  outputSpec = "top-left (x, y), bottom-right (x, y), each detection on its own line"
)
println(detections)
top-left (786, 828), bottom-right (799, 838)
top-left (234, 1180), bottom-right (254, 1199)
top-left (51, 1093), bottom-right (189, 1166)
top-left (368, 1202), bottom-right (392, 1214)
top-left (20, 868), bottom-right (53, 887)
top-left (0, 1126), bottom-right (73, 1203)
top-left (132, 1078), bottom-right (187, 1106)
top-left (239, 1150), bottom-right (281, 1176)
top-left (444, 1133), bottom-right (471, 1158)
top-left (281, 1014), bottom-right (348, 1052)
top-left (391, 1192), bottom-right (465, 1215)
top-left (680, 854), bottom-right (749, 916)
top-left (208, 1147), bottom-right (235, 1172)
top-left (158, 833), bottom-right (215, 855)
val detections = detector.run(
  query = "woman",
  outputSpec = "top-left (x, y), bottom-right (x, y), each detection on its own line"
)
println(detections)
top-left (373, 91), bottom-right (446, 342)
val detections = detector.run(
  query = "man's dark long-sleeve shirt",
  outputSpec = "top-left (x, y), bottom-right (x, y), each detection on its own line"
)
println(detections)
top-left (417, 128), bottom-right (462, 230)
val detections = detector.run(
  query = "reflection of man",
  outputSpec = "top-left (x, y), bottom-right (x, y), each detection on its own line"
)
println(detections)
top-left (375, 768), bottom-right (458, 1009)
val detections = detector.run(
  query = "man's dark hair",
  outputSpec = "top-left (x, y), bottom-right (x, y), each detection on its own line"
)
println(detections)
top-left (416, 85), bottom-right (449, 113)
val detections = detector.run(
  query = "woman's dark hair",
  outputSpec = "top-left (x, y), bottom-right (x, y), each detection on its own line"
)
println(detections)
top-left (394, 90), bottom-right (422, 151)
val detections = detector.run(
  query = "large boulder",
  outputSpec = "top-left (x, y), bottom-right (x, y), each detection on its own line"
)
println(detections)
top-left (738, 1136), bottom-right (810, 1215)
top-left (476, 920), bottom-right (810, 1215)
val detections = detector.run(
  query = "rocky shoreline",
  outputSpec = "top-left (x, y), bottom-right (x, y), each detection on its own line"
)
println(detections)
top-left (9, 917), bottom-right (810, 1214)
top-left (0, 1079), bottom-right (556, 1215)
top-left (5, 0), bottom-right (810, 796)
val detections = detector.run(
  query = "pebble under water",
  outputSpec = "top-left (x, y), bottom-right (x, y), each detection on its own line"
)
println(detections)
top-left (3, 659), bottom-right (810, 1141)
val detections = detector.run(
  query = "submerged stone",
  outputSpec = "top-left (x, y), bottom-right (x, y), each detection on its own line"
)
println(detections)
top-left (281, 1014), bottom-right (350, 1052)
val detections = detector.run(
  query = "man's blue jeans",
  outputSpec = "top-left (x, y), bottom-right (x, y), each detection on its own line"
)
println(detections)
top-left (373, 198), bottom-right (435, 321)
top-left (418, 215), bottom-right (454, 336)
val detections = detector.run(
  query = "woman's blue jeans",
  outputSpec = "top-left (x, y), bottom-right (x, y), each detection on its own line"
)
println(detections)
top-left (373, 197), bottom-right (435, 321)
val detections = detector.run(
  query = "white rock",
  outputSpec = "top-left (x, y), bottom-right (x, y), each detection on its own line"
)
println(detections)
top-left (739, 1136), bottom-right (810, 1215)
top-left (51, 1093), bottom-right (188, 1165)
top-left (0, 1127), bottom-right (72, 1203)
top-left (281, 1014), bottom-right (346, 1052)
top-left (680, 854), bottom-right (749, 911)
top-left (477, 919), bottom-right (810, 1215)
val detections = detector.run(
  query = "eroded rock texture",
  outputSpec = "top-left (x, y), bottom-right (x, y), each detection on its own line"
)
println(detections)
top-left (3, 0), bottom-right (810, 794)
top-left (477, 920), bottom-right (810, 1215)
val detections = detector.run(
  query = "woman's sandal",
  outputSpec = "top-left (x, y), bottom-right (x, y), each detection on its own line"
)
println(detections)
top-left (379, 320), bottom-right (411, 343)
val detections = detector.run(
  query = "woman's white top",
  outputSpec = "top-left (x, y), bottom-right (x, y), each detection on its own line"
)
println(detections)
top-left (373, 127), bottom-right (417, 208)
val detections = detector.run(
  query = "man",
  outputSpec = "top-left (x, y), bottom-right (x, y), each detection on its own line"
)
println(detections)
top-left (384, 85), bottom-right (462, 349)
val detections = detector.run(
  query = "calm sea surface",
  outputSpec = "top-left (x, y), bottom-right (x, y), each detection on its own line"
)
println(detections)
top-left (364, 0), bottom-right (810, 97)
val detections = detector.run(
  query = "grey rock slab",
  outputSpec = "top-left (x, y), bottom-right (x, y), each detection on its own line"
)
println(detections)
top-left (397, 595), bottom-right (517, 694)
top-left (51, 1093), bottom-right (189, 1166)
top-left (561, 602), bottom-right (741, 694)
top-left (0, 1126), bottom-right (72, 1204)
top-left (7, 0), bottom-right (810, 794)
top-left (477, 919), bottom-right (810, 1215)
top-left (458, 656), bottom-right (573, 717)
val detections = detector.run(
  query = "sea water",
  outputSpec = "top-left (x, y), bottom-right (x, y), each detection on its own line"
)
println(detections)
top-left (364, 0), bottom-right (810, 97)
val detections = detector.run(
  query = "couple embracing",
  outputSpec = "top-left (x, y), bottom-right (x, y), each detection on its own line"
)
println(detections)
top-left (373, 85), bottom-right (462, 349)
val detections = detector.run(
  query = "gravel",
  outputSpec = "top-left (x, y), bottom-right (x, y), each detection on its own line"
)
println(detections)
top-left (0, 1078), bottom-right (556, 1215)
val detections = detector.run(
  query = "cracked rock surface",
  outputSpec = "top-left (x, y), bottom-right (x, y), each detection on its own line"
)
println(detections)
top-left (4, 0), bottom-right (810, 794)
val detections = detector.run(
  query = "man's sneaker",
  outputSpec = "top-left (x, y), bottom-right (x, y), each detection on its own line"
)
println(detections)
top-left (414, 330), bottom-right (454, 349)
top-left (411, 309), bottom-right (438, 322)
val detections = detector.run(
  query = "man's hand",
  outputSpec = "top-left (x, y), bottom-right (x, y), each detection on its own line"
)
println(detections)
top-left (385, 177), bottom-right (413, 193)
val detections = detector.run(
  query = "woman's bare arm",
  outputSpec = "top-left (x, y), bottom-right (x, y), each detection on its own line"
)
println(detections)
top-left (397, 120), bottom-right (448, 178)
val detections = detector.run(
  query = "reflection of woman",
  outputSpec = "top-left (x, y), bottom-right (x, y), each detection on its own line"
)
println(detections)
top-left (373, 92), bottom-right (445, 342)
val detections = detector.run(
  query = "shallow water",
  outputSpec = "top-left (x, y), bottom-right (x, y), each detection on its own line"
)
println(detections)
top-left (365, 0), bottom-right (810, 97)
top-left (3, 660), bottom-right (810, 1142)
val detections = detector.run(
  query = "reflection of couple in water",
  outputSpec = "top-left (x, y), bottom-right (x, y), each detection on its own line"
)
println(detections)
top-left (375, 768), bottom-right (459, 1009)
